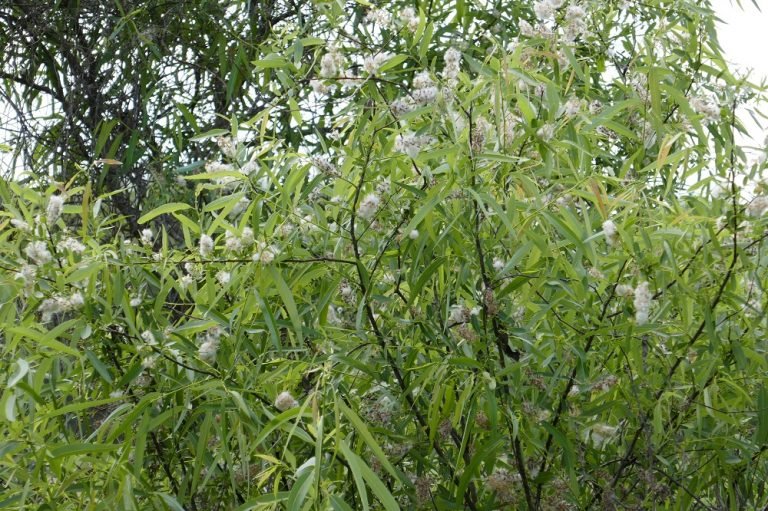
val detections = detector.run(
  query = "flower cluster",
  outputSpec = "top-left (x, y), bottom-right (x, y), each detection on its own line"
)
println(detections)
top-left (587, 423), bottom-right (619, 447)
top-left (633, 281), bottom-right (652, 325)
top-left (57, 237), bottom-right (86, 253)
top-left (357, 193), bottom-right (381, 220)
top-left (310, 78), bottom-right (331, 95)
top-left (365, 8), bottom-right (391, 28)
top-left (537, 123), bottom-right (556, 142)
top-left (217, 135), bottom-right (237, 159)
top-left (11, 218), bottom-right (30, 231)
top-left (47, 195), bottom-right (65, 226)
top-left (141, 330), bottom-right (157, 346)
top-left (252, 241), bottom-right (280, 264)
top-left (399, 7), bottom-right (419, 32)
top-left (747, 195), bottom-right (768, 217)
top-left (275, 391), bottom-right (299, 411)
top-left (593, 374), bottom-right (619, 393)
top-left (14, 264), bottom-right (37, 290)
top-left (24, 241), bottom-right (52, 265)
top-left (390, 69), bottom-right (441, 118)
top-left (502, 112), bottom-right (520, 146)
top-left (563, 4), bottom-right (588, 41)
top-left (320, 44), bottom-right (344, 79)
top-left (224, 227), bottom-right (254, 252)
top-left (690, 96), bottom-right (719, 123)
top-left (484, 468), bottom-right (521, 504)
top-left (519, 19), bottom-right (538, 38)
top-left (602, 219), bottom-right (618, 247)
top-left (140, 228), bottom-right (153, 246)
top-left (216, 270), bottom-right (231, 285)
top-left (449, 303), bottom-right (471, 324)
top-left (442, 48), bottom-right (461, 87)
top-left (309, 155), bottom-right (338, 177)
top-left (615, 284), bottom-right (634, 297)
top-left (339, 280), bottom-right (356, 305)
top-left (39, 291), bottom-right (84, 323)
top-left (183, 262), bottom-right (203, 282)
top-left (198, 326), bottom-right (222, 363)
top-left (563, 96), bottom-right (584, 117)
top-left (394, 132), bottom-right (433, 159)
top-left (413, 474), bottom-right (434, 506)
top-left (199, 234), bottom-right (214, 257)
top-left (365, 395), bottom-right (395, 425)
top-left (230, 197), bottom-right (250, 218)
top-left (411, 71), bottom-right (438, 105)
top-left (364, 52), bottom-right (392, 76)
top-left (628, 73), bottom-right (649, 103)
top-left (326, 304), bottom-right (345, 326)
top-left (588, 267), bottom-right (604, 280)
top-left (534, 0), bottom-right (563, 20)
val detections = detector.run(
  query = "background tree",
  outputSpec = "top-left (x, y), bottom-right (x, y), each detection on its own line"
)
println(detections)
top-left (0, 0), bottom-right (304, 229)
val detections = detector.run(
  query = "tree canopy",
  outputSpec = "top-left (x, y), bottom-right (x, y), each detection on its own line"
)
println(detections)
top-left (2, 0), bottom-right (768, 509)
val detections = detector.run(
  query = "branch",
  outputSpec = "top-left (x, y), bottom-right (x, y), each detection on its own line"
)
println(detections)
top-left (464, 106), bottom-right (533, 509)
top-left (0, 70), bottom-right (65, 104)
top-left (348, 117), bottom-right (478, 510)
top-left (593, 97), bottom-right (748, 505)
top-left (534, 260), bottom-right (628, 506)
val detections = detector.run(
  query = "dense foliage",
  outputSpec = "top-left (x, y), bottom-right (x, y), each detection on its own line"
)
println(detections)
top-left (2, 0), bottom-right (768, 509)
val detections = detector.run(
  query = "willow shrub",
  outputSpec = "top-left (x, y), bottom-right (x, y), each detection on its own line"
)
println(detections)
top-left (2, 0), bottom-right (768, 509)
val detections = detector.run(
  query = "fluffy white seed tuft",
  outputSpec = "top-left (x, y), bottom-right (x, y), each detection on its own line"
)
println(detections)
top-left (275, 391), bottom-right (299, 411)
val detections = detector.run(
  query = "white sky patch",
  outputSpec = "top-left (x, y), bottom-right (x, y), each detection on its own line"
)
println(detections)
top-left (712, 0), bottom-right (768, 81)
top-left (711, 0), bottom-right (768, 148)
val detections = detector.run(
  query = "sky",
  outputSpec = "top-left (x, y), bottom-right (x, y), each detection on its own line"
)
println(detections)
top-left (711, 0), bottom-right (768, 147)
top-left (712, 0), bottom-right (768, 82)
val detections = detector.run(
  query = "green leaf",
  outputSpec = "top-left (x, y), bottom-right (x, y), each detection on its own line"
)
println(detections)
top-left (156, 493), bottom-right (186, 511)
top-left (457, 436), bottom-right (505, 502)
top-left (756, 386), bottom-right (768, 445)
top-left (338, 401), bottom-right (400, 481)
top-left (378, 54), bottom-right (408, 73)
top-left (2, 391), bottom-right (17, 422)
top-left (252, 406), bottom-right (311, 448)
top-left (409, 256), bottom-right (444, 305)
top-left (189, 128), bottom-right (229, 141)
top-left (267, 266), bottom-right (303, 345)
top-left (339, 440), bottom-right (399, 511)
top-left (253, 55), bottom-right (290, 69)
top-left (340, 441), bottom-right (369, 511)
top-left (7, 359), bottom-right (29, 388)
top-left (134, 410), bottom-right (151, 478)
top-left (329, 495), bottom-right (355, 511)
top-left (65, 260), bottom-right (104, 284)
top-left (401, 187), bottom-right (447, 237)
top-left (542, 423), bottom-right (575, 475)
top-left (49, 443), bottom-right (120, 458)
top-left (7, 326), bottom-right (80, 357)
top-left (43, 397), bottom-right (121, 419)
top-left (138, 203), bottom-right (192, 224)
top-left (234, 492), bottom-right (290, 510)
top-left (286, 459), bottom-right (315, 510)
top-left (84, 350), bottom-right (113, 383)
